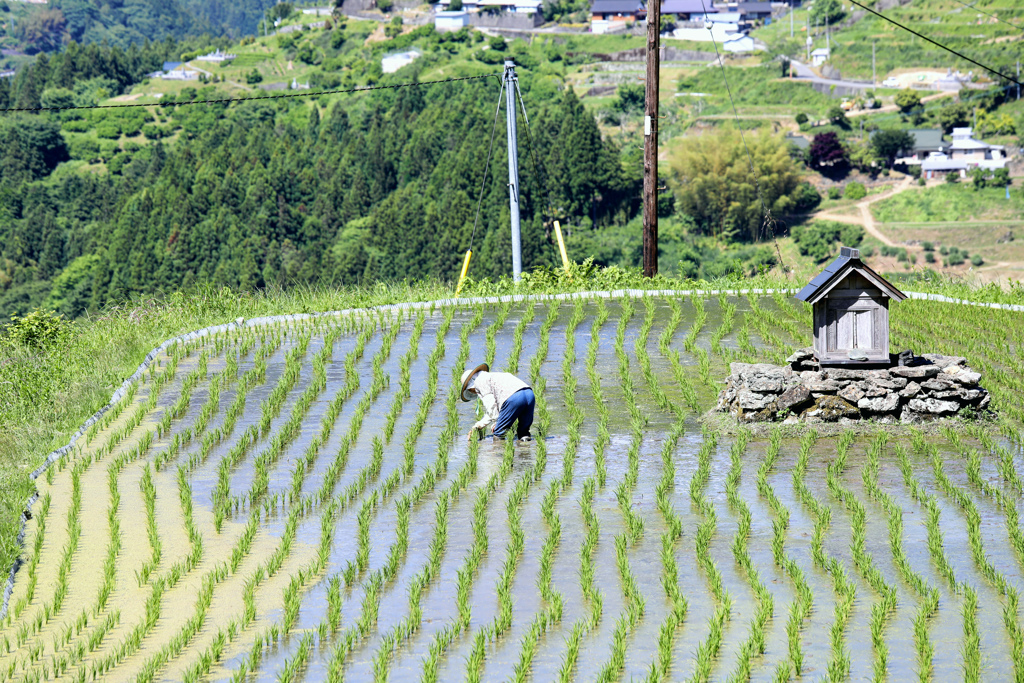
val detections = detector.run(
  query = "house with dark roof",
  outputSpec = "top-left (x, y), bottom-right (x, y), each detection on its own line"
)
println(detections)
top-left (591, 0), bottom-right (646, 32)
top-left (661, 0), bottom-right (716, 20)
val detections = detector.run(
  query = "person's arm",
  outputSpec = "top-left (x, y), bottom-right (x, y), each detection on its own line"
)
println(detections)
top-left (468, 393), bottom-right (498, 439)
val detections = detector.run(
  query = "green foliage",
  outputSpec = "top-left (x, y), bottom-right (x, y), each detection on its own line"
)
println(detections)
top-left (0, 114), bottom-right (69, 182)
top-left (245, 68), bottom-right (263, 84)
top-left (2, 308), bottom-right (74, 350)
top-left (613, 83), bottom-right (644, 113)
top-left (791, 220), bottom-right (863, 262)
top-left (794, 113), bottom-right (808, 125)
top-left (937, 101), bottom-right (970, 134)
top-left (667, 127), bottom-right (805, 241)
top-left (872, 129), bottom-right (914, 167)
top-left (894, 89), bottom-right (922, 114)
top-left (844, 181), bottom-right (866, 201)
top-left (809, 0), bottom-right (844, 25)
top-left (946, 171), bottom-right (960, 184)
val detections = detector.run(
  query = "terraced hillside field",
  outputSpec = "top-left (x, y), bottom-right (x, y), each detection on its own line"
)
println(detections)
top-left (2, 292), bottom-right (1024, 683)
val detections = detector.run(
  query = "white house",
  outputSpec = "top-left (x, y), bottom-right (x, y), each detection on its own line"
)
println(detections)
top-left (671, 11), bottom-right (746, 42)
top-left (478, 0), bottom-right (542, 13)
top-left (434, 9), bottom-right (470, 29)
top-left (811, 47), bottom-right (830, 67)
top-left (721, 32), bottom-right (755, 52)
top-left (381, 49), bottom-right (422, 73)
top-left (948, 127), bottom-right (1006, 170)
top-left (921, 152), bottom-right (967, 180)
top-left (196, 49), bottom-right (237, 62)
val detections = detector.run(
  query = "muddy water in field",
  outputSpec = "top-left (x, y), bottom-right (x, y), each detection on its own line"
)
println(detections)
top-left (7, 298), bottom-right (1024, 683)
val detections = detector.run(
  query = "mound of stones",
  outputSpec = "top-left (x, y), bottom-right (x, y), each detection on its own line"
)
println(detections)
top-left (716, 348), bottom-right (991, 424)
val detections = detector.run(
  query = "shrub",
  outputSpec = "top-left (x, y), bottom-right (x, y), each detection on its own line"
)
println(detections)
top-left (828, 186), bottom-right (841, 200)
top-left (96, 122), bottom-right (121, 139)
top-left (844, 181), bottom-right (866, 200)
top-left (795, 112), bottom-right (808, 125)
top-left (921, 241), bottom-right (934, 251)
top-left (971, 254), bottom-right (984, 266)
top-left (2, 309), bottom-right (74, 350)
top-left (246, 69), bottom-right (264, 85)
top-left (940, 246), bottom-right (949, 255)
top-left (924, 251), bottom-right (936, 263)
top-left (142, 124), bottom-right (164, 140)
top-left (945, 171), bottom-right (959, 184)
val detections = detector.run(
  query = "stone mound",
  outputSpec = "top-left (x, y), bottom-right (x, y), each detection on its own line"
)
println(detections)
top-left (716, 348), bottom-right (991, 424)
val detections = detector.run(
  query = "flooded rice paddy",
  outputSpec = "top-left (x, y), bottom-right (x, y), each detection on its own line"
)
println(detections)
top-left (2, 294), bottom-right (1024, 682)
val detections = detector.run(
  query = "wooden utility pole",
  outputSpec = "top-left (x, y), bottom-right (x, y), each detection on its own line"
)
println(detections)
top-left (642, 0), bottom-right (661, 278)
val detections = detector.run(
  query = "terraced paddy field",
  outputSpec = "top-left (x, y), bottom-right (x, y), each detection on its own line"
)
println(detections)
top-left (2, 291), bottom-right (1024, 683)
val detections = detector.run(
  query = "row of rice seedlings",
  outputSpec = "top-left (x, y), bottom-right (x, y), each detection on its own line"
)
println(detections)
top-left (282, 322), bottom-right (376, 505)
top-left (93, 344), bottom-right (186, 461)
top-left (658, 299), bottom-right (701, 414)
top-left (825, 431), bottom-right (898, 682)
top-left (643, 418), bottom-right (690, 683)
top-left (84, 459), bottom-right (207, 679)
top-left (733, 315), bottom-right (758, 361)
top-left (709, 293), bottom-right (737, 361)
top-left (420, 436), bottom-right (509, 682)
top-left (742, 294), bottom-right (787, 365)
top-left (309, 315), bottom-right (421, 508)
top-left (17, 425), bottom-right (167, 681)
top-left (210, 327), bottom-right (328, 528)
top-left (158, 350), bottom-right (211, 434)
top-left (764, 292), bottom-right (807, 347)
top-left (509, 305), bottom-right (572, 682)
top-left (319, 307), bottom-right (487, 682)
top-left (380, 312), bottom-right (427, 444)
top-left (84, 382), bottom-right (138, 446)
top-left (689, 429), bottom-right (731, 683)
top-left (485, 302), bottom-right (514, 367)
top-left (754, 428), bottom-right (813, 681)
top-left (637, 298), bottom-right (676, 414)
top-left (503, 302), bottom-right (537, 375)
top-left (862, 433), bottom-right (940, 682)
top-left (613, 297), bottom-right (645, 542)
top-left (586, 298), bottom-right (612, 485)
top-left (246, 325), bottom-right (364, 513)
top-left (723, 428), bottom-right (775, 683)
top-left (791, 430), bottom-right (857, 682)
top-left (557, 475), bottom-right (604, 682)
top-left (682, 295), bottom-right (707, 354)
top-left (6, 494), bottom-right (50, 623)
top-left (421, 424), bottom-right (520, 680)
top-left (463, 303), bottom-right (562, 683)
top-left (924, 430), bottom-right (1023, 681)
top-left (559, 300), bottom-right (587, 486)
top-left (226, 308), bottom-right (476, 683)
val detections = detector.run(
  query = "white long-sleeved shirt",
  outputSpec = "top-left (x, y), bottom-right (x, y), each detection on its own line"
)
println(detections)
top-left (470, 371), bottom-right (529, 432)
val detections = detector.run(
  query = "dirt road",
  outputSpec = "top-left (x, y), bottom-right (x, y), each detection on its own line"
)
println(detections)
top-left (812, 176), bottom-right (920, 246)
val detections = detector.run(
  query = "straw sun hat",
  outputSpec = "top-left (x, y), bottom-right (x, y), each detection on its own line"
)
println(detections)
top-left (460, 363), bottom-right (489, 402)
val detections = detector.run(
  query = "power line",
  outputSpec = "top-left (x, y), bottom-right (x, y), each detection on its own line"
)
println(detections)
top-left (698, 0), bottom-right (787, 274)
top-left (847, 0), bottom-right (1023, 88)
top-left (946, 0), bottom-right (1022, 32)
top-left (0, 73), bottom-right (500, 113)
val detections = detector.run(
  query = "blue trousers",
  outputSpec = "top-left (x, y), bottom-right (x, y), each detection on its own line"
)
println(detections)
top-left (493, 388), bottom-right (535, 439)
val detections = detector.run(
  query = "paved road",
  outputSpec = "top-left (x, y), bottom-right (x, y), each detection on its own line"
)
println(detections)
top-left (789, 59), bottom-right (875, 91)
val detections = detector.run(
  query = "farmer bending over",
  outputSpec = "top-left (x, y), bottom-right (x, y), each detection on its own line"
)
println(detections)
top-left (460, 363), bottom-right (535, 442)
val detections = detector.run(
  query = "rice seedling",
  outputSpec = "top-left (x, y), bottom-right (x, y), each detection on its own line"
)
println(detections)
top-left (792, 430), bottom-right (856, 682)
top-left (585, 297), bottom-right (612, 485)
top-left (755, 427), bottom-right (812, 680)
top-left (689, 429), bottom-right (732, 683)
top-left (723, 428), bottom-right (775, 683)
top-left (825, 431), bottom-right (897, 682)
top-left (658, 299), bottom-right (701, 414)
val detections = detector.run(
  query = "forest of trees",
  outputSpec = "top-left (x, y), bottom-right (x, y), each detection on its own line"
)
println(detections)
top-left (0, 40), bottom-right (639, 318)
top-left (4, 0), bottom-right (278, 54)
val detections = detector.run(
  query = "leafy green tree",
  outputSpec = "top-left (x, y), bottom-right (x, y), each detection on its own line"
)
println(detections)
top-left (668, 127), bottom-right (803, 241)
top-left (872, 129), bottom-right (913, 167)
top-left (894, 88), bottom-right (921, 114)
top-left (938, 101), bottom-right (970, 134)
top-left (809, 0), bottom-right (844, 25)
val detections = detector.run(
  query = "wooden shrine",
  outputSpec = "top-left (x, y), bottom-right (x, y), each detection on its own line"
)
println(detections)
top-left (795, 246), bottom-right (907, 366)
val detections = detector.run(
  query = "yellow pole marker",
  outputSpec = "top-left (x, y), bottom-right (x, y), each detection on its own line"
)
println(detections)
top-left (455, 249), bottom-right (472, 297)
top-left (553, 220), bottom-right (571, 272)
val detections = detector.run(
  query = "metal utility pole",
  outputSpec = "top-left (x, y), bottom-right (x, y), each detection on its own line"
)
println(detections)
top-left (790, 0), bottom-right (794, 39)
top-left (504, 61), bottom-right (523, 282)
top-left (642, 0), bottom-right (661, 278)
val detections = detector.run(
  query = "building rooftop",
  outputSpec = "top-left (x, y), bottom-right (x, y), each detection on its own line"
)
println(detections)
top-left (591, 0), bottom-right (646, 13)
top-left (661, 0), bottom-right (717, 13)
top-left (795, 247), bottom-right (906, 305)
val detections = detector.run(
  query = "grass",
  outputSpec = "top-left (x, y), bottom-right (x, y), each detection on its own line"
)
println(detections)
top-left (872, 183), bottom-right (1024, 225)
